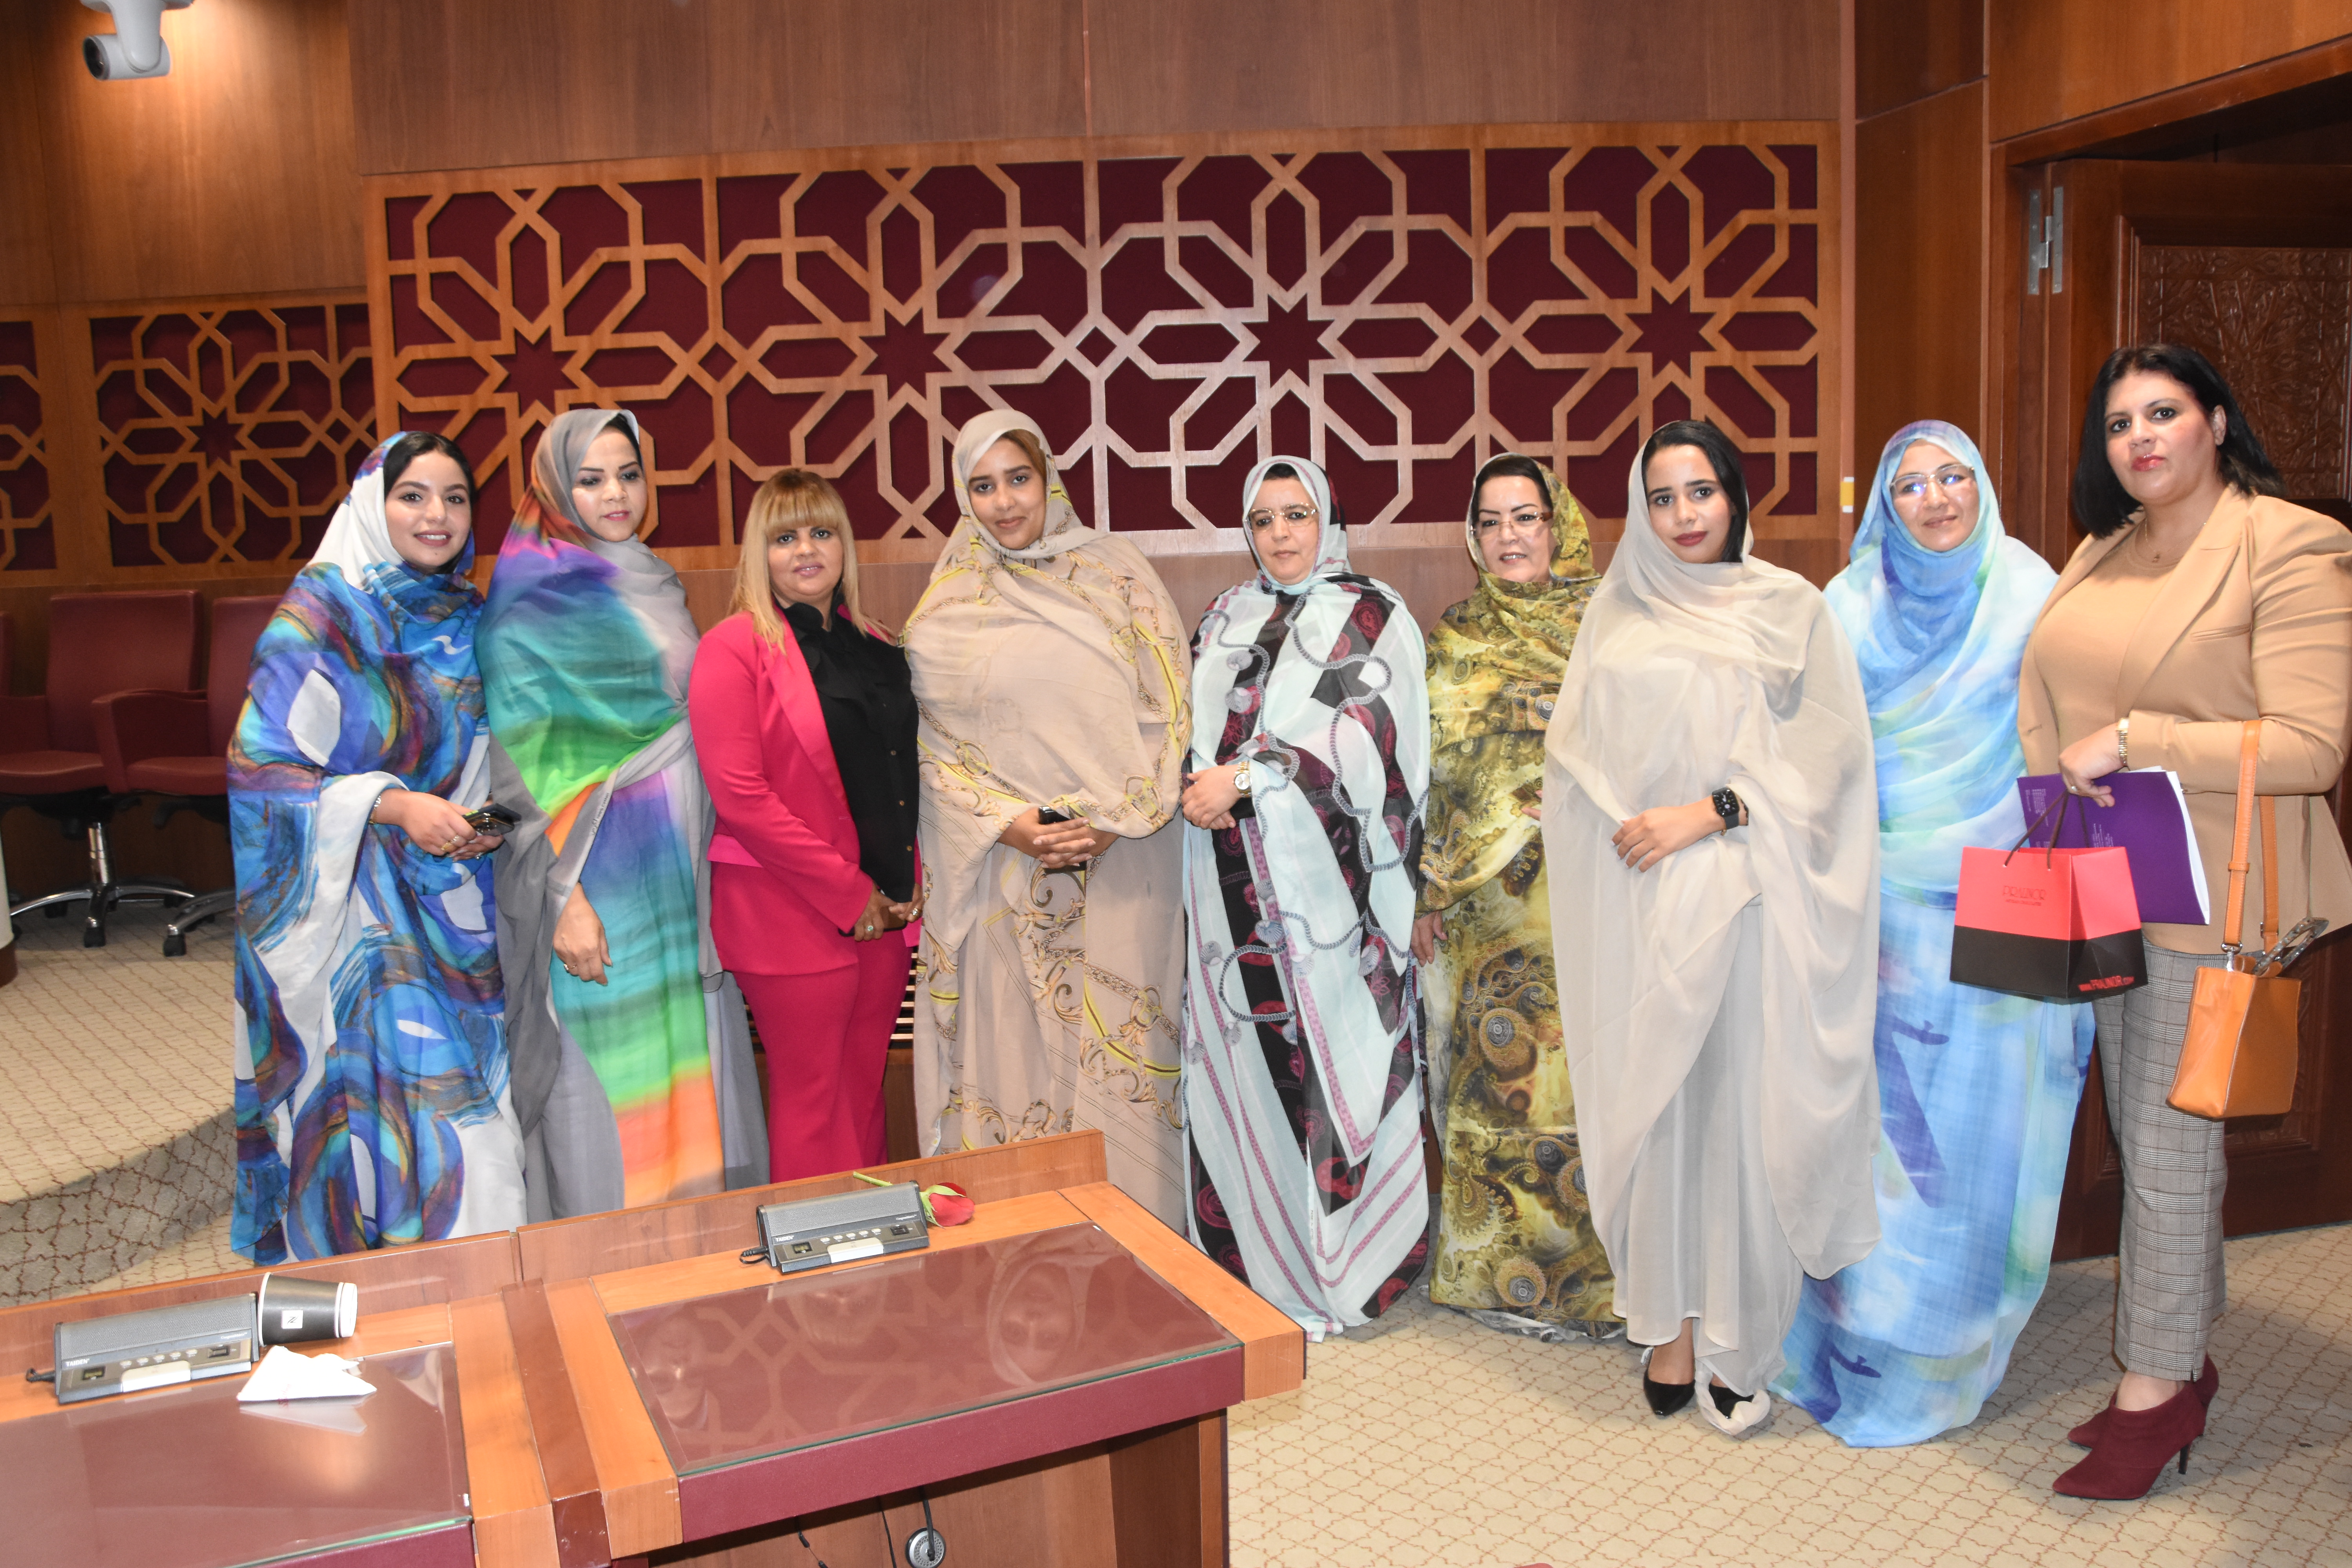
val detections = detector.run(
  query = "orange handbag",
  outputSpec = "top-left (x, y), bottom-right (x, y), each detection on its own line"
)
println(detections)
top-left (2168, 721), bottom-right (2303, 1119)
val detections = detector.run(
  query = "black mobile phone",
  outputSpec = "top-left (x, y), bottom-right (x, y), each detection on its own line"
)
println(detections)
top-left (465, 802), bottom-right (521, 835)
top-left (1035, 807), bottom-right (1072, 825)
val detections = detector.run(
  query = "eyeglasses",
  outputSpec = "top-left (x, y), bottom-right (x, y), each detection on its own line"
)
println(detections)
top-left (1890, 465), bottom-right (1976, 505)
top-left (1246, 505), bottom-right (1319, 529)
top-left (1475, 507), bottom-right (1549, 533)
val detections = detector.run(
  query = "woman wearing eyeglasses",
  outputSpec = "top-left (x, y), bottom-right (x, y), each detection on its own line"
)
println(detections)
top-left (1179, 456), bottom-right (1432, 1337)
top-left (1775, 421), bottom-right (2093, 1447)
top-left (1413, 454), bottom-right (1615, 1341)
top-left (2018, 345), bottom-right (2352, 1499)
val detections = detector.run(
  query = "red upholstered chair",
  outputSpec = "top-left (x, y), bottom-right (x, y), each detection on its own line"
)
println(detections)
top-left (0, 590), bottom-right (201, 946)
top-left (93, 594), bottom-right (282, 955)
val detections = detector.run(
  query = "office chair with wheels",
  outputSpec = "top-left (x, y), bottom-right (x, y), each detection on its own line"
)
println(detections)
top-left (94, 593), bottom-right (281, 955)
top-left (0, 590), bottom-right (201, 946)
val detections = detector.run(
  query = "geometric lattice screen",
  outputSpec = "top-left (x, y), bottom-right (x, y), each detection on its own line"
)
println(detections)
top-left (368, 125), bottom-right (1837, 568)
top-left (0, 319), bottom-right (51, 572)
top-left (94, 301), bottom-right (376, 568)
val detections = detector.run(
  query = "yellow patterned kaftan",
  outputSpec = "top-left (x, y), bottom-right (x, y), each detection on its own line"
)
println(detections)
top-left (1421, 460), bottom-right (1615, 1331)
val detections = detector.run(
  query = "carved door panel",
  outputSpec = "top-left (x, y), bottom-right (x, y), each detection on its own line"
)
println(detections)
top-left (2022, 160), bottom-right (2352, 1260)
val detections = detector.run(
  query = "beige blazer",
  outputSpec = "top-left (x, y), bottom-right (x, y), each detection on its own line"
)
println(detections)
top-left (2020, 491), bottom-right (2352, 953)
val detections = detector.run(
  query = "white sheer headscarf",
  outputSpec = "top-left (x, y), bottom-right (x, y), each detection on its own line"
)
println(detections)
top-left (1541, 441), bottom-right (1882, 1279)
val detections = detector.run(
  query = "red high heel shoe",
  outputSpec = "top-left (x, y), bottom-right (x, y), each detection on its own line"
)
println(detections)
top-left (2067, 1357), bottom-right (2218, 1447)
top-left (2053, 1383), bottom-right (2207, 1500)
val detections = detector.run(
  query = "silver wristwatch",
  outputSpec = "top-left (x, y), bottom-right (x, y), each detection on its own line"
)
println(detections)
top-left (1233, 762), bottom-right (1254, 795)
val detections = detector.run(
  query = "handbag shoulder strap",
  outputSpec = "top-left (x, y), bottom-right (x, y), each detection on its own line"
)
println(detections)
top-left (2260, 793), bottom-right (2281, 953)
top-left (2222, 719), bottom-right (2261, 954)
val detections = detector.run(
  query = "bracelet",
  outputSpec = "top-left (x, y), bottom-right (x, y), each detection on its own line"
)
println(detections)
top-left (2117, 716), bottom-right (2131, 770)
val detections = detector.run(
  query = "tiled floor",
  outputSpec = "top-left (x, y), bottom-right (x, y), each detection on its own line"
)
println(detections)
top-left (5, 901), bottom-right (2348, 1563)
top-left (1229, 1224), bottom-right (2352, 1567)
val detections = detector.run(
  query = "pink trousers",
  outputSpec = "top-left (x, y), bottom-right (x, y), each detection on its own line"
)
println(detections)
top-left (738, 938), bottom-right (910, 1183)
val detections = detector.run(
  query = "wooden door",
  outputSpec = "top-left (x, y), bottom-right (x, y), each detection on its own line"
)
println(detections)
top-left (2013, 159), bottom-right (2352, 1259)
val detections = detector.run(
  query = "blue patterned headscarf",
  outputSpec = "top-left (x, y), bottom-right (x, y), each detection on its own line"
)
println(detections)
top-left (1823, 420), bottom-right (2057, 902)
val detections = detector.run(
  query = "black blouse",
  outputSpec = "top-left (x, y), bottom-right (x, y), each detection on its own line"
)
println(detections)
top-left (783, 600), bottom-right (920, 902)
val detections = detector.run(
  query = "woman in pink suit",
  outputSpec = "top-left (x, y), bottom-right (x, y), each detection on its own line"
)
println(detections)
top-left (688, 471), bottom-right (918, 1181)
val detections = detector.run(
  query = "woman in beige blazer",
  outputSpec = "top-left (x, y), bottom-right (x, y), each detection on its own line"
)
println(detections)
top-left (2019, 343), bottom-right (2352, 1501)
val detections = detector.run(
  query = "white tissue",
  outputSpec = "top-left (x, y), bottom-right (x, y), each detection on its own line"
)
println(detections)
top-left (236, 1343), bottom-right (377, 1402)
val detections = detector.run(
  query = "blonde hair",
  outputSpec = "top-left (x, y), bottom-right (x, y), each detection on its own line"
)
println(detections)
top-left (732, 470), bottom-right (887, 646)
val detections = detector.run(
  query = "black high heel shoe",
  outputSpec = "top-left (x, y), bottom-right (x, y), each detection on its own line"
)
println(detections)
top-left (1639, 1345), bottom-right (1693, 1416)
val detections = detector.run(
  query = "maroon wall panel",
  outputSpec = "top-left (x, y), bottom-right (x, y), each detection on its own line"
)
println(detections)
top-left (367, 126), bottom-right (1838, 568)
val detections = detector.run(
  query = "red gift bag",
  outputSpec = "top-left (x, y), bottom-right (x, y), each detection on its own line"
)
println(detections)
top-left (1952, 795), bottom-right (2148, 1002)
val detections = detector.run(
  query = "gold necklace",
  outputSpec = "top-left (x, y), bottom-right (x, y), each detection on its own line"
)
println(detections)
top-left (2127, 524), bottom-right (2176, 568)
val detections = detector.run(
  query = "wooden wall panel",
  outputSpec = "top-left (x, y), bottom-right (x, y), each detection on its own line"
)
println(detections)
top-left (0, 13), bottom-right (58, 309)
top-left (4, 0), bottom-right (362, 306)
top-left (367, 124), bottom-right (1841, 582)
top-left (350, 0), bottom-right (1835, 176)
top-left (703, 0), bottom-right (1091, 164)
top-left (1086, 0), bottom-right (1839, 137)
top-left (1989, 0), bottom-right (2352, 142)
top-left (1855, 0), bottom-right (1982, 120)
top-left (1853, 82), bottom-right (1987, 475)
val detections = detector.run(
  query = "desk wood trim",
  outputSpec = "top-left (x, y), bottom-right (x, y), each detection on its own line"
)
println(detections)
top-left (543, 1278), bottom-right (679, 1558)
top-left (449, 1295), bottom-right (557, 1568)
top-left (1062, 1183), bottom-right (1305, 1400)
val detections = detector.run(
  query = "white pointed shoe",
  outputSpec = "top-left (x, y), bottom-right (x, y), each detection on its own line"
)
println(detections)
top-left (1698, 1379), bottom-right (1773, 1438)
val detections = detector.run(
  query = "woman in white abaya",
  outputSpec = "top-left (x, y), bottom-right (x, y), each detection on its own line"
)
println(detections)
top-left (1543, 419), bottom-right (1881, 1437)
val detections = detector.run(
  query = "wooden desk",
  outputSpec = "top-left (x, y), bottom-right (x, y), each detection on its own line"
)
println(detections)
top-left (4, 1136), bottom-right (1301, 1568)
top-left (537, 1181), bottom-right (1302, 1568)
top-left (0, 1298), bottom-right (544, 1568)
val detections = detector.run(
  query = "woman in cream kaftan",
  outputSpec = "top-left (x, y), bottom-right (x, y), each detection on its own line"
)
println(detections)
top-left (1543, 428), bottom-right (1881, 1425)
top-left (901, 410), bottom-right (1192, 1227)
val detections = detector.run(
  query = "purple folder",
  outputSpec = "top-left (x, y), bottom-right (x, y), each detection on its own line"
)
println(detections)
top-left (2017, 771), bottom-right (2211, 926)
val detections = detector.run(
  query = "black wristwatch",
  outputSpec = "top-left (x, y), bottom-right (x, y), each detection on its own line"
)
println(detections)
top-left (1711, 786), bottom-right (1743, 833)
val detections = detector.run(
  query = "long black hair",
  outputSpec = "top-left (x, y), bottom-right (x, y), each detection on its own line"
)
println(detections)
top-left (380, 430), bottom-right (479, 505)
top-left (1638, 419), bottom-right (1748, 562)
top-left (2071, 343), bottom-right (2282, 537)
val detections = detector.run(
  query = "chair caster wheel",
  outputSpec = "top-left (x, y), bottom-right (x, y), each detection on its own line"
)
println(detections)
top-left (82, 927), bottom-right (106, 949)
top-left (162, 934), bottom-right (187, 956)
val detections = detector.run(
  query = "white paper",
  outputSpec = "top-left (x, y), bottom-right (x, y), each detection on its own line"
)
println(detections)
top-left (236, 1343), bottom-right (377, 1403)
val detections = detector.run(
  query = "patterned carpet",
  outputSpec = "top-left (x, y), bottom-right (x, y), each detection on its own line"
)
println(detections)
top-left (1230, 1223), bottom-right (2352, 1566)
top-left (0, 902), bottom-right (236, 1304)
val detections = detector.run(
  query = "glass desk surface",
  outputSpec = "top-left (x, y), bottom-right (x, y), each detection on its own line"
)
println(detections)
top-left (608, 1221), bottom-right (1238, 1475)
top-left (3, 1342), bottom-right (469, 1568)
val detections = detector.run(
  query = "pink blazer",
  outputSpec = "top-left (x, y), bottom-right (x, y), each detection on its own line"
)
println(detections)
top-left (688, 612), bottom-right (915, 975)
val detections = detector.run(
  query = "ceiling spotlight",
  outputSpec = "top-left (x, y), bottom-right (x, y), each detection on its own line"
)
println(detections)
top-left (82, 0), bottom-right (195, 82)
